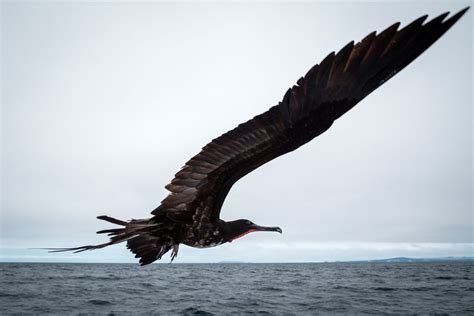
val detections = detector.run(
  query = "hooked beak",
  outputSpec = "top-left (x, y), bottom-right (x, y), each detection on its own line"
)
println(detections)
top-left (251, 224), bottom-right (282, 234)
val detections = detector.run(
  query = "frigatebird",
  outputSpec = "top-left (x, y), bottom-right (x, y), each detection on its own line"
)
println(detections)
top-left (53, 9), bottom-right (469, 265)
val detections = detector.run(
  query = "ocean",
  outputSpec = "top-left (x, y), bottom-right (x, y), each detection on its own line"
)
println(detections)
top-left (1, 262), bottom-right (473, 314)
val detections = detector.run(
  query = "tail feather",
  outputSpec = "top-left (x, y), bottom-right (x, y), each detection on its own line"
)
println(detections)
top-left (97, 215), bottom-right (127, 226)
top-left (96, 228), bottom-right (126, 235)
top-left (48, 215), bottom-right (146, 253)
top-left (48, 214), bottom-right (176, 265)
top-left (47, 242), bottom-right (116, 253)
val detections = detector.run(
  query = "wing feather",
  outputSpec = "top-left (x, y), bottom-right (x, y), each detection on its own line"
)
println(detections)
top-left (151, 9), bottom-right (468, 226)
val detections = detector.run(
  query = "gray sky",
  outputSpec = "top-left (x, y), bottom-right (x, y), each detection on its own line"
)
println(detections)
top-left (1, 1), bottom-right (472, 263)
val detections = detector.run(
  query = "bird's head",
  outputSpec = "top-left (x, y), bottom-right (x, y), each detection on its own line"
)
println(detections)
top-left (223, 219), bottom-right (282, 242)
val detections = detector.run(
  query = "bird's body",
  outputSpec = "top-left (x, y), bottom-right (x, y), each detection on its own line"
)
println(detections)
top-left (52, 8), bottom-right (469, 265)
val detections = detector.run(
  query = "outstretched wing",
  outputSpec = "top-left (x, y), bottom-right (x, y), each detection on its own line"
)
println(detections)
top-left (151, 9), bottom-right (468, 227)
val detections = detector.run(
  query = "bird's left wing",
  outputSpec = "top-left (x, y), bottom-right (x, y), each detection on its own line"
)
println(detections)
top-left (151, 9), bottom-right (468, 226)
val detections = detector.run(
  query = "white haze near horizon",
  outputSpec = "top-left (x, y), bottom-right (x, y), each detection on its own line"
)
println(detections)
top-left (1, 1), bottom-right (472, 263)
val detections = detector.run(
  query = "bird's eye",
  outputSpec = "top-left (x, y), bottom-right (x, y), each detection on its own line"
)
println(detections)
top-left (246, 220), bottom-right (252, 225)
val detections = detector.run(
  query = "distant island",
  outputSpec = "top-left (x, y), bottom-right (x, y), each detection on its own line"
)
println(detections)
top-left (349, 256), bottom-right (474, 263)
top-left (215, 257), bottom-right (474, 264)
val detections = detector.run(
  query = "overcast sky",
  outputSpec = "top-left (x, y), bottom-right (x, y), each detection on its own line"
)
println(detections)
top-left (1, 1), bottom-right (472, 263)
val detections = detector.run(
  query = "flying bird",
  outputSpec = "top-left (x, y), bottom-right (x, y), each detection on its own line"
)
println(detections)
top-left (53, 8), bottom-right (469, 265)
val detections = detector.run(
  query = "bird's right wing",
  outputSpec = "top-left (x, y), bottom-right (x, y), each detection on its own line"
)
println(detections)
top-left (152, 9), bottom-right (469, 226)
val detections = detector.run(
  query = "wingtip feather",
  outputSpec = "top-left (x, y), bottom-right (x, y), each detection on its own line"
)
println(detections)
top-left (443, 6), bottom-right (470, 26)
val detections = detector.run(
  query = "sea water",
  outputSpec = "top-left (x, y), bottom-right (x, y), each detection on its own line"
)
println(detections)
top-left (1, 262), bottom-right (473, 314)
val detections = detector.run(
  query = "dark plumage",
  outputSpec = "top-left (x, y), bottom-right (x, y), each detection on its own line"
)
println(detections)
top-left (51, 8), bottom-right (468, 265)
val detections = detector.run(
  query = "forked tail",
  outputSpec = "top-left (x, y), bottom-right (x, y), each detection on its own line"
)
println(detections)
top-left (48, 215), bottom-right (176, 265)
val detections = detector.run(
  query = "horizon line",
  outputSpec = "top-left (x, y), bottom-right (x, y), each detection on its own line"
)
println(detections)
top-left (2, 256), bottom-right (473, 265)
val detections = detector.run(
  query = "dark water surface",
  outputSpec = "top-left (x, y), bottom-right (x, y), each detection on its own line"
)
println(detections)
top-left (1, 262), bottom-right (473, 314)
